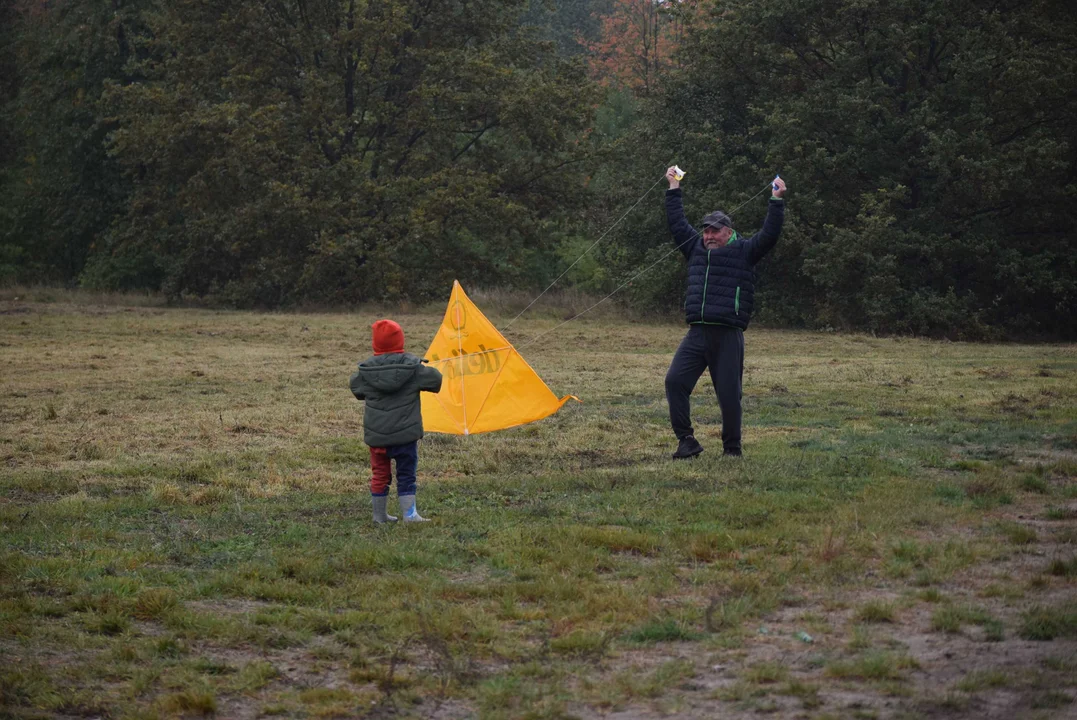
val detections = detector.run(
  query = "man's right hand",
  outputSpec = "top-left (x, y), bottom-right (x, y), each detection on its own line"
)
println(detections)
top-left (665, 166), bottom-right (681, 190)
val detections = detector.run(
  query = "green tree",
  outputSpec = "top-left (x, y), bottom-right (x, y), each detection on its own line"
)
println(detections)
top-left (651, 0), bottom-right (1077, 337)
top-left (96, 0), bottom-right (599, 305)
top-left (521, 0), bottom-right (614, 57)
top-left (0, 0), bottom-right (148, 285)
top-left (0, 0), bottom-right (17, 168)
top-left (0, 0), bottom-right (19, 282)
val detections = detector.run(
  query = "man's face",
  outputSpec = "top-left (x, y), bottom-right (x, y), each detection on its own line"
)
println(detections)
top-left (702, 225), bottom-right (732, 249)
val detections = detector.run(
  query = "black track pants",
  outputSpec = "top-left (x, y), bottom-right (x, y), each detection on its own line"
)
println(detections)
top-left (664, 324), bottom-right (745, 453)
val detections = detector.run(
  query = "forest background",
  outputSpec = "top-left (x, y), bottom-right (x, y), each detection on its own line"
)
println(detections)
top-left (1, 0), bottom-right (1075, 340)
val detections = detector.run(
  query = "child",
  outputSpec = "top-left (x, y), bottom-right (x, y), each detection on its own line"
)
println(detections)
top-left (350, 319), bottom-right (443, 523)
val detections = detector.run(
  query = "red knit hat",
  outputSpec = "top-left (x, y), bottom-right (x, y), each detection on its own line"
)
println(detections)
top-left (372, 319), bottom-right (405, 355)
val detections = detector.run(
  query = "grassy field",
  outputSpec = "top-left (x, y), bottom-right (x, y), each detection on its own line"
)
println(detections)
top-left (1, 290), bottom-right (1076, 719)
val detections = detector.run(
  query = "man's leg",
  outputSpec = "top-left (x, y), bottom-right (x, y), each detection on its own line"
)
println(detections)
top-left (666, 327), bottom-right (708, 439)
top-left (708, 328), bottom-right (745, 455)
top-left (666, 327), bottom-right (708, 457)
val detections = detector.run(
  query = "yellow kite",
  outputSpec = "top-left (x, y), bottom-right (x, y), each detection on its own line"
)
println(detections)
top-left (421, 281), bottom-right (578, 435)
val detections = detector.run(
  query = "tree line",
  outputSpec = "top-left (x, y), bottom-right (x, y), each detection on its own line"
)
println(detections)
top-left (2, 0), bottom-right (1074, 338)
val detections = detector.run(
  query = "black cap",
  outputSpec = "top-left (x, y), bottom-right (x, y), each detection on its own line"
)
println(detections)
top-left (701, 210), bottom-right (732, 229)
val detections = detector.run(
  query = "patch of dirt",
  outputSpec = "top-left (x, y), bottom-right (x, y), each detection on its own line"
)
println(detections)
top-left (171, 620), bottom-right (505, 719)
top-left (551, 493), bottom-right (1077, 719)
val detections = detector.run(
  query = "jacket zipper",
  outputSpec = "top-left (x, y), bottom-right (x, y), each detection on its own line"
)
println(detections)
top-left (700, 249), bottom-right (711, 319)
top-left (735, 286), bottom-right (741, 315)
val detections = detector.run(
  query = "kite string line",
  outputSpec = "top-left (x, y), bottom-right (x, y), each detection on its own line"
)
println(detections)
top-left (516, 183), bottom-right (773, 352)
top-left (501, 175), bottom-right (666, 331)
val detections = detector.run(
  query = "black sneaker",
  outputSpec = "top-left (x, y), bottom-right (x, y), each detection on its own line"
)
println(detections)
top-left (722, 449), bottom-right (743, 458)
top-left (672, 435), bottom-right (704, 459)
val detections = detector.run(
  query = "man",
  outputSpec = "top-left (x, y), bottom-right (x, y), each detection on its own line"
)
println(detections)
top-left (663, 166), bottom-right (787, 459)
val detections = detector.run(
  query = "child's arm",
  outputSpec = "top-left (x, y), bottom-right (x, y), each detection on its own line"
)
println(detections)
top-left (418, 365), bottom-right (443, 393)
top-left (349, 369), bottom-right (367, 400)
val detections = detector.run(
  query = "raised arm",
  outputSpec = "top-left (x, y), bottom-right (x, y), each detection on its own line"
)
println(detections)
top-left (744, 177), bottom-right (787, 265)
top-left (665, 166), bottom-right (698, 258)
top-left (743, 200), bottom-right (785, 264)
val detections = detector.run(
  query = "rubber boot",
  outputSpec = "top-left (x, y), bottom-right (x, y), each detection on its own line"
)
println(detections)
top-left (372, 495), bottom-right (398, 524)
top-left (399, 494), bottom-right (428, 522)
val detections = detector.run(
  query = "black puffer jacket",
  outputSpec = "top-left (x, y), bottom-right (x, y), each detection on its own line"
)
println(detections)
top-left (350, 353), bottom-right (443, 447)
top-left (666, 189), bottom-right (784, 329)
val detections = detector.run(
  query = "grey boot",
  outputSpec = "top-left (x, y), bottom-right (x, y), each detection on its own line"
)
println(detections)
top-left (399, 494), bottom-right (428, 522)
top-left (372, 496), bottom-right (398, 524)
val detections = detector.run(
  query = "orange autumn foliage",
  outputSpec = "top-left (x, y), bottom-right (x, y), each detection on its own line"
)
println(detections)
top-left (581, 0), bottom-right (695, 95)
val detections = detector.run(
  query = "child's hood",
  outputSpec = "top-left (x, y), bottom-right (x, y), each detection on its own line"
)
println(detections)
top-left (357, 353), bottom-right (424, 393)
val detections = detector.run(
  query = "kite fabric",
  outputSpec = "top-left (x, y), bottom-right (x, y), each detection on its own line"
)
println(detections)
top-left (420, 281), bottom-right (579, 435)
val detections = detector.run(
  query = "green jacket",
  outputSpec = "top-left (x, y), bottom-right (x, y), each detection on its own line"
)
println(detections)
top-left (350, 353), bottom-right (443, 447)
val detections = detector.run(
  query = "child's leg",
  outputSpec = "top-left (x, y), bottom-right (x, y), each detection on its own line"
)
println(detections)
top-left (369, 447), bottom-right (397, 523)
top-left (390, 442), bottom-right (417, 497)
top-left (388, 442), bottom-right (426, 521)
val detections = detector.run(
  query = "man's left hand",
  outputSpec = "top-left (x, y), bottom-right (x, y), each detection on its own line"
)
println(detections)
top-left (772, 177), bottom-right (787, 198)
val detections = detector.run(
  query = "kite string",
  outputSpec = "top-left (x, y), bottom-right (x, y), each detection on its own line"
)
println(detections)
top-left (501, 175), bottom-right (666, 331)
top-left (515, 183), bottom-right (773, 352)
